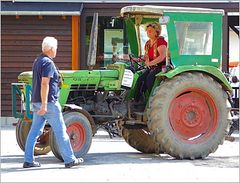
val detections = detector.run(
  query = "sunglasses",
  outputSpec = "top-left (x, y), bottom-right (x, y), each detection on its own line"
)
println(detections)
top-left (146, 24), bottom-right (158, 29)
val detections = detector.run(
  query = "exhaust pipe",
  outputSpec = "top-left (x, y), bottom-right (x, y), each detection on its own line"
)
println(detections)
top-left (87, 13), bottom-right (98, 70)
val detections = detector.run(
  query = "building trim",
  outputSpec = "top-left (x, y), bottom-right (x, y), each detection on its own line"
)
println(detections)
top-left (72, 16), bottom-right (80, 70)
top-left (0, 11), bottom-right (81, 15)
top-left (1, 0), bottom-right (239, 3)
top-left (1, 2), bottom-right (83, 15)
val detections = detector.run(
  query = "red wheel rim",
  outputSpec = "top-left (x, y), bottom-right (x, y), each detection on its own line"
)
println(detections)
top-left (67, 122), bottom-right (86, 151)
top-left (168, 88), bottom-right (218, 144)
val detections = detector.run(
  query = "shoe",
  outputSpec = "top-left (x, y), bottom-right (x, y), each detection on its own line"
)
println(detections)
top-left (23, 161), bottom-right (41, 168)
top-left (65, 158), bottom-right (84, 168)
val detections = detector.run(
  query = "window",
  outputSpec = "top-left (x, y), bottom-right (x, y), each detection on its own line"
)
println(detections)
top-left (85, 16), bottom-right (129, 68)
top-left (175, 22), bottom-right (213, 55)
top-left (104, 29), bottom-right (124, 65)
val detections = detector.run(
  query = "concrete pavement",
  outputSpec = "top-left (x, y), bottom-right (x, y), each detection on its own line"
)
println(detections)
top-left (1, 125), bottom-right (239, 182)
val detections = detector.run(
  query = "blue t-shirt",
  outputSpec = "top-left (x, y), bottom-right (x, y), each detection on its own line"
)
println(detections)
top-left (31, 54), bottom-right (60, 103)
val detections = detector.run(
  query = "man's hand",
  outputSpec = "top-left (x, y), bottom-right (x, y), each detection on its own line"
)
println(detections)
top-left (37, 104), bottom-right (47, 116)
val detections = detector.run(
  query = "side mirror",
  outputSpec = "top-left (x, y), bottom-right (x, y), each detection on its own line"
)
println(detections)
top-left (159, 16), bottom-right (170, 24)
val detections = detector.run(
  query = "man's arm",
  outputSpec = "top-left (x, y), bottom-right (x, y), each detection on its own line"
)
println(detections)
top-left (37, 77), bottom-right (50, 116)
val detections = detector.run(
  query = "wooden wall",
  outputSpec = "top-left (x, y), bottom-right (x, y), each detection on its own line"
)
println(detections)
top-left (1, 16), bottom-right (72, 117)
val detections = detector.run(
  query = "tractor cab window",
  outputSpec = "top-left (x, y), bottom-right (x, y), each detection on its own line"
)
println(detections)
top-left (175, 22), bottom-right (213, 55)
top-left (86, 16), bottom-right (129, 68)
top-left (139, 24), bottom-right (168, 56)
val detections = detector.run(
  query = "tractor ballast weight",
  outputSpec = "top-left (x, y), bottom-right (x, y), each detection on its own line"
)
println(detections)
top-left (12, 5), bottom-right (233, 160)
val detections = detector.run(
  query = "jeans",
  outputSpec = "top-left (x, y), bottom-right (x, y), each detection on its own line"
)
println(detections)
top-left (24, 101), bottom-right (76, 164)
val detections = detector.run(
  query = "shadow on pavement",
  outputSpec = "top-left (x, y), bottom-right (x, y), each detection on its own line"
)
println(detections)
top-left (1, 150), bottom-right (238, 173)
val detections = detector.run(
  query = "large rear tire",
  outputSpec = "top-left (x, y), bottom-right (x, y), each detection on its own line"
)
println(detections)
top-left (15, 119), bottom-right (51, 155)
top-left (49, 111), bottom-right (92, 161)
top-left (122, 127), bottom-right (161, 154)
top-left (148, 72), bottom-right (230, 159)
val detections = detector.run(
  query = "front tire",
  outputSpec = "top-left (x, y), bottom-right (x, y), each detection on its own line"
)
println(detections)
top-left (148, 72), bottom-right (230, 159)
top-left (49, 111), bottom-right (92, 161)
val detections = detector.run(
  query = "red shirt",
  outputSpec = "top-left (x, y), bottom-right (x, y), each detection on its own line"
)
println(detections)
top-left (145, 36), bottom-right (167, 62)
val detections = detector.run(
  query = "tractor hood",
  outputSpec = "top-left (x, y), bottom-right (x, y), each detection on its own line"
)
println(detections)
top-left (17, 63), bottom-right (130, 91)
top-left (18, 69), bottom-right (119, 83)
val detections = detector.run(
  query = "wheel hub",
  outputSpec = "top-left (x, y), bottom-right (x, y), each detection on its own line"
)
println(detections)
top-left (182, 105), bottom-right (201, 127)
top-left (70, 133), bottom-right (77, 140)
top-left (67, 122), bottom-right (86, 151)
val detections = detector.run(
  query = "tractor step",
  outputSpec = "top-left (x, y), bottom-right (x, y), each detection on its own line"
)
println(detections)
top-left (133, 112), bottom-right (144, 121)
top-left (133, 112), bottom-right (148, 122)
top-left (123, 120), bottom-right (147, 129)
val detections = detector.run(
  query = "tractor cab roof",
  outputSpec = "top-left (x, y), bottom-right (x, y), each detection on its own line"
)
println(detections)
top-left (120, 5), bottom-right (224, 17)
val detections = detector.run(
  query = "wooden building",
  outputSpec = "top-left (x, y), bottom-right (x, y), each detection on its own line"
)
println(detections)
top-left (1, 0), bottom-right (239, 117)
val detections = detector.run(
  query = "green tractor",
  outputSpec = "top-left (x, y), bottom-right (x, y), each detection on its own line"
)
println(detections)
top-left (12, 5), bottom-right (232, 160)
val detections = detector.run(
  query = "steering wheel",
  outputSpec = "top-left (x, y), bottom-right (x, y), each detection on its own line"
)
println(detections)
top-left (128, 54), bottom-right (146, 72)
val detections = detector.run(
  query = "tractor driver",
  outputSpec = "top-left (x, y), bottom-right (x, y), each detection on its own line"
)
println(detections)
top-left (134, 22), bottom-right (167, 103)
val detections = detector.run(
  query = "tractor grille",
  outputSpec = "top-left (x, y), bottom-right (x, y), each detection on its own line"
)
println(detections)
top-left (70, 84), bottom-right (97, 90)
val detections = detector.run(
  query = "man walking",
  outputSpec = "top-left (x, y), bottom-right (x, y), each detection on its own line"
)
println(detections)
top-left (23, 36), bottom-right (83, 168)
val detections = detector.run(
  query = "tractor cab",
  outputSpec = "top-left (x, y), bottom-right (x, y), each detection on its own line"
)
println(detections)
top-left (121, 5), bottom-right (224, 69)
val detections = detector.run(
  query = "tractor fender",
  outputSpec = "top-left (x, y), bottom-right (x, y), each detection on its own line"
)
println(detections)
top-left (156, 65), bottom-right (232, 92)
top-left (63, 104), bottom-right (97, 135)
